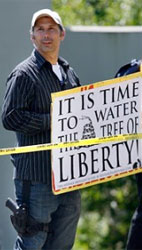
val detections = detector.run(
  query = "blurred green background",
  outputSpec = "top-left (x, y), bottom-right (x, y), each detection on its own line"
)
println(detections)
top-left (53, 0), bottom-right (142, 26)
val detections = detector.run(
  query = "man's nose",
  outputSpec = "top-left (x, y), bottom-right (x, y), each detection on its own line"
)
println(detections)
top-left (43, 30), bottom-right (50, 37)
top-left (43, 29), bottom-right (53, 37)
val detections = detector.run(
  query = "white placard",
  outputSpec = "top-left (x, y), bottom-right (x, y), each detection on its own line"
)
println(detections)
top-left (51, 73), bottom-right (142, 194)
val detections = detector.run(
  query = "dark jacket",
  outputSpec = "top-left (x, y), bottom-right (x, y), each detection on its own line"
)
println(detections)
top-left (1, 49), bottom-right (80, 183)
top-left (115, 59), bottom-right (141, 78)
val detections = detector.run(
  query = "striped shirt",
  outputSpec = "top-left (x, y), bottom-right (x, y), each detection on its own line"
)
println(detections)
top-left (1, 49), bottom-right (80, 183)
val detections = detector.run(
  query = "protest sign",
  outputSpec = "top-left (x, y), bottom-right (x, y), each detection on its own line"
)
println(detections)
top-left (51, 72), bottom-right (142, 194)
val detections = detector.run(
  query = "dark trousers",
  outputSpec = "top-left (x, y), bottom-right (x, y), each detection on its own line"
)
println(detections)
top-left (127, 207), bottom-right (142, 249)
top-left (14, 179), bottom-right (81, 250)
top-left (126, 174), bottom-right (142, 250)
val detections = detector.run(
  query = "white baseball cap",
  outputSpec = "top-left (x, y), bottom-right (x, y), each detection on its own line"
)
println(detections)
top-left (31, 9), bottom-right (64, 31)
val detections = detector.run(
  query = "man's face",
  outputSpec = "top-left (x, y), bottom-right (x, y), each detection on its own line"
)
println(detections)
top-left (31, 16), bottom-right (65, 56)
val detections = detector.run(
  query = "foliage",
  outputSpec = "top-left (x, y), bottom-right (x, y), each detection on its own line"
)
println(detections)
top-left (53, 0), bottom-right (142, 26)
top-left (86, 0), bottom-right (142, 25)
top-left (73, 176), bottom-right (138, 250)
top-left (52, 0), bottom-right (95, 26)
top-left (52, 0), bottom-right (141, 249)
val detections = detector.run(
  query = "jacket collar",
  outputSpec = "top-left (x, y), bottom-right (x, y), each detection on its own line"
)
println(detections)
top-left (31, 49), bottom-right (69, 70)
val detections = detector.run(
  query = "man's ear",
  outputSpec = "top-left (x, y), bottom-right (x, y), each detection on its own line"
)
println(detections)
top-left (30, 33), bottom-right (35, 43)
top-left (61, 29), bottom-right (66, 41)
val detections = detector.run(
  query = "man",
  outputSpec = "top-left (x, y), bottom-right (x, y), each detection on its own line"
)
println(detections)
top-left (2, 9), bottom-right (81, 250)
top-left (115, 59), bottom-right (142, 250)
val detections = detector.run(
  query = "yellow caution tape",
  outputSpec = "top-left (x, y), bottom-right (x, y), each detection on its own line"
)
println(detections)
top-left (0, 133), bottom-right (142, 156)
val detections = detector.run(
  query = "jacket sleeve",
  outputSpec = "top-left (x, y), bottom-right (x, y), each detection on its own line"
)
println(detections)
top-left (1, 71), bottom-right (50, 135)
